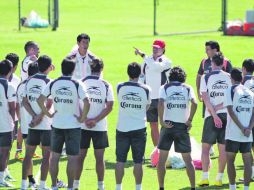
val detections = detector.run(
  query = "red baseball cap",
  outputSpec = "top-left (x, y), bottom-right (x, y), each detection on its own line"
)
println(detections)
top-left (152, 39), bottom-right (166, 49)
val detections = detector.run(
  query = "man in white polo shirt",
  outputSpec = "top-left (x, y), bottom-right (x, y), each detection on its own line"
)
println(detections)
top-left (115, 62), bottom-right (151, 190)
top-left (74, 59), bottom-right (114, 190)
top-left (20, 41), bottom-right (40, 81)
top-left (157, 66), bottom-right (197, 190)
top-left (134, 40), bottom-right (172, 147)
top-left (0, 59), bottom-right (16, 187)
top-left (37, 58), bottom-right (90, 190)
top-left (199, 53), bottom-right (232, 187)
top-left (67, 33), bottom-right (97, 80)
top-left (21, 55), bottom-right (54, 190)
top-left (224, 68), bottom-right (254, 190)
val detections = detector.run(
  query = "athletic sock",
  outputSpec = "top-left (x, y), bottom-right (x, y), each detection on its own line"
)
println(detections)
top-left (0, 172), bottom-right (4, 182)
top-left (21, 179), bottom-right (28, 189)
top-left (28, 175), bottom-right (35, 183)
top-left (216, 173), bottom-right (224, 181)
top-left (51, 186), bottom-right (58, 190)
top-left (73, 180), bottom-right (80, 189)
top-left (159, 188), bottom-right (164, 190)
top-left (136, 184), bottom-right (142, 190)
top-left (244, 186), bottom-right (249, 190)
top-left (202, 172), bottom-right (209, 180)
top-left (252, 166), bottom-right (254, 178)
top-left (98, 181), bottom-right (104, 190)
top-left (39, 180), bottom-right (46, 188)
top-left (116, 184), bottom-right (122, 190)
top-left (229, 184), bottom-right (236, 190)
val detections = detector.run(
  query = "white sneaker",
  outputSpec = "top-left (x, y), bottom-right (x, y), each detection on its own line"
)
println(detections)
top-left (38, 187), bottom-right (51, 190)
top-left (0, 180), bottom-right (14, 187)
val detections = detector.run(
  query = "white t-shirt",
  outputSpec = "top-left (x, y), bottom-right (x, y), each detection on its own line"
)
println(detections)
top-left (42, 76), bottom-right (88, 129)
top-left (140, 54), bottom-right (172, 99)
top-left (20, 56), bottom-right (34, 81)
top-left (81, 75), bottom-right (114, 131)
top-left (9, 73), bottom-right (21, 121)
top-left (225, 84), bottom-right (254, 142)
top-left (159, 81), bottom-right (196, 123)
top-left (16, 79), bottom-right (31, 134)
top-left (24, 73), bottom-right (52, 130)
top-left (117, 81), bottom-right (151, 132)
top-left (0, 78), bottom-right (16, 133)
top-left (67, 50), bottom-right (96, 80)
top-left (200, 70), bottom-right (232, 118)
top-left (243, 75), bottom-right (254, 93)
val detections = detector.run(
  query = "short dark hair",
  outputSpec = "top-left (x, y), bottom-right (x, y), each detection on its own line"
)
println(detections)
top-left (242, 58), bottom-right (254, 73)
top-left (0, 59), bottom-right (13, 76)
top-left (61, 58), bottom-right (76, 76)
top-left (24, 41), bottom-right (38, 53)
top-left (205, 41), bottom-right (220, 52)
top-left (169, 66), bottom-right (186, 83)
top-left (230, 68), bottom-right (242, 82)
top-left (212, 53), bottom-right (224, 66)
top-left (77, 33), bottom-right (90, 43)
top-left (127, 62), bottom-right (141, 79)
top-left (28, 62), bottom-right (39, 77)
top-left (5, 53), bottom-right (19, 68)
top-left (37, 55), bottom-right (52, 73)
top-left (91, 59), bottom-right (104, 73)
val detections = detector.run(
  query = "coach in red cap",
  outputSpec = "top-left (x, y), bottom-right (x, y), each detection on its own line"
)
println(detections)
top-left (134, 39), bottom-right (172, 147)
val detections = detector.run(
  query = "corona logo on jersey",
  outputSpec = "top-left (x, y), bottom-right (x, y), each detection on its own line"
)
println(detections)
top-left (87, 86), bottom-right (101, 95)
top-left (54, 97), bottom-right (73, 104)
top-left (122, 92), bottom-right (141, 102)
top-left (29, 85), bottom-right (42, 94)
top-left (56, 87), bottom-right (72, 96)
top-left (212, 80), bottom-right (229, 89)
top-left (168, 92), bottom-right (185, 101)
top-left (236, 106), bottom-right (251, 113)
top-left (166, 103), bottom-right (186, 109)
top-left (120, 102), bottom-right (142, 109)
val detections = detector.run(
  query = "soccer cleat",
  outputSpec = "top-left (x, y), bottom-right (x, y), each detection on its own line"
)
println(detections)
top-left (38, 187), bottom-right (51, 190)
top-left (4, 174), bottom-right (16, 182)
top-left (57, 179), bottom-right (67, 188)
top-left (0, 180), bottom-right (14, 187)
top-left (33, 153), bottom-right (42, 159)
top-left (29, 181), bottom-right (37, 189)
top-left (214, 180), bottom-right (223, 187)
top-left (198, 179), bottom-right (209, 187)
top-left (15, 150), bottom-right (24, 160)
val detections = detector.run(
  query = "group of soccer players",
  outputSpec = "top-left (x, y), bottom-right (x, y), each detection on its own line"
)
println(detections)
top-left (0, 33), bottom-right (254, 190)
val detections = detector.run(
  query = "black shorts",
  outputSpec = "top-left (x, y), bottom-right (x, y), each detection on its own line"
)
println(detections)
top-left (80, 130), bottom-right (109, 149)
top-left (158, 122), bottom-right (191, 153)
top-left (226, 140), bottom-right (252, 153)
top-left (26, 129), bottom-right (51, 146)
top-left (146, 99), bottom-right (158, 122)
top-left (22, 134), bottom-right (28, 139)
top-left (202, 113), bottom-right (227, 145)
top-left (51, 127), bottom-right (81, 156)
top-left (252, 128), bottom-right (254, 147)
top-left (0, 132), bottom-right (13, 147)
top-left (116, 128), bottom-right (147, 164)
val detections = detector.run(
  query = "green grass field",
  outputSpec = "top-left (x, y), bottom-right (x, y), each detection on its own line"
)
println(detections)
top-left (1, 0), bottom-right (254, 189)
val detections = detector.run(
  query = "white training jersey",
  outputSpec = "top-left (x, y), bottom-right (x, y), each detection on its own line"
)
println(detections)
top-left (159, 81), bottom-right (196, 123)
top-left (16, 79), bottom-right (31, 135)
top-left (117, 81), bottom-right (151, 132)
top-left (140, 54), bottom-right (172, 99)
top-left (243, 75), bottom-right (254, 93)
top-left (9, 73), bottom-right (21, 121)
top-left (24, 73), bottom-right (52, 130)
top-left (200, 70), bottom-right (232, 118)
top-left (225, 84), bottom-right (254, 142)
top-left (0, 78), bottom-right (16, 133)
top-left (67, 50), bottom-right (96, 80)
top-left (42, 76), bottom-right (88, 129)
top-left (81, 75), bottom-right (114, 131)
top-left (20, 56), bottom-right (34, 81)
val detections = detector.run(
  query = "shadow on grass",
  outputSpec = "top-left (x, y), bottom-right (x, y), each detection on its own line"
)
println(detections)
top-left (179, 182), bottom-right (243, 190)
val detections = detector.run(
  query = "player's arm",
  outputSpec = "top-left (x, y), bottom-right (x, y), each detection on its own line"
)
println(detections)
top-left (196, 74), bottom-right (202, 101)
top-left (37, 95), bottom-right (55, 118)
top-left (227, 105), bottom-right (245, 135)
top-left (134, 47), bottom-right (146, 58)
top-left (8, 101), bottom-right (16, 122)
top-left (158, 98), bottom-right (173, 128)
top-left (16, 102), bottom-right (20, 121)
top-left (78, 98), bottom-right (90, 123)
top-left (186, 98), bottom-right (198, 130)
top-left (22, 97), bottom-right (36, 118)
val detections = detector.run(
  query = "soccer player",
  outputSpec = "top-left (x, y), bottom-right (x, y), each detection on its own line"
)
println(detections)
top-left (225, 68), bottom-right (254, 190)
top-left (199, 53), bottom-right (232, 187)
top-left (67, 33), bottom-right (97, 80)
top-left (21, 55), bottom-right (54, 190)
top-left (115, 62), bottom-right (151, 190)
top-left (242, 58), bottom-right (254, 180)
top-left (196, 41), bottom-right (232, 156)
top-left (17, 62), bottom-right (39, 187)
top-left (157, 66), bottom-right (197, 190)
top-left (134, 39), bottom-right (172, 146)
top-left (5, 53), bottom-right (20, 181)
top-left (21, 41), bottom-right (40, 81)
top-left (37, 58), bottom-right (90, 190)
top-left (74, 59), bottom-right (114, 190)
top-left (0, 59), bottom-right (16, 187)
